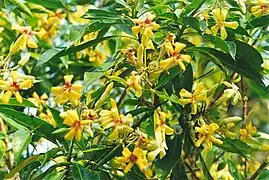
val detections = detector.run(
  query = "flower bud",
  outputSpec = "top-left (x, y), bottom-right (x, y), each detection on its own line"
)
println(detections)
top-left (18, 54), bottom-right (30, 66)
top-left (94, 82), bottom-right (114, 109)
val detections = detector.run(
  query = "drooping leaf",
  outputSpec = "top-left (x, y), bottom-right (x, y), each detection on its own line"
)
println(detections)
top-left (216, 138), bottom-right (253, 155)
top-left (12, 129), bottom-right (31, 163)
top-left (84, 61), bottom-right (113, 88)
top-left (72, 163), bottom-right (100, 180)
top-left (0, 108), bottom-right (59, 144)
top-left (5, 156), bottom-right (40, 179)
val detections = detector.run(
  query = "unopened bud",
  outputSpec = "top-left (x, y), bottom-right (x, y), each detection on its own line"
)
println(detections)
top-left (137, 43), bottom-right (144, 68)
top-left (18, 54), bottom-right (30, 66)
top-left (220, 116), bottom-right (242, 124)
top-left (94, 82), bottom-right (114, 109)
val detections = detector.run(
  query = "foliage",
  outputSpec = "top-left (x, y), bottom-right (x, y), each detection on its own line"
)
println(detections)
top-left (0, 0), bottom-right (269, 179)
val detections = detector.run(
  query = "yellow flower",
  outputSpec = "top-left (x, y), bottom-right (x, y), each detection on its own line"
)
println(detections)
top-left (132, 13), bottom-right (159, 49)
top-left (195, 123), bottom-right (223, 149)
top-left (179, 83), bottom-right (207, 114)
top-left (11, 24), bottom-right (39, 53)
top-left (215, 82), bottom-right (241, 106)
top-left (135, 128), bottom-right (149, 149)
top-left (159, 42), bottom-right (191, 71)
top-left (114, 147), bottom-right (152, 178)
top-left (28, 92), bottom-right (48, 111)
top-left (68, 5), bottom-right (90, 24)
top-left (88, 49), bottom-right (107, 66)
top-left (217, 164), bottom-right (234, 180)
top-left (126, 71), bottom-right (142, 97)
top-left (240, 122), bottom-right (257, 140)
top-left (48, 9), bottom-right (66, 25)
top-left (51, 75), bottom-right (83, 105)
top-left (154, 110), bottom-right (174, 137)
top-left (121, 47), bottom-right (137, 65)
top-left (60, 110), bottom-right (92, 141)
top-left (39, 109), bottom-right (57, 127)
top-left (211, 8), bottom-right (239, 40)
top-left (99, 99), bottom-right (133, 140)
top-left (251, 0), bottom-right (269, 17)
top-left (0, 71), bottom-right (34, 104)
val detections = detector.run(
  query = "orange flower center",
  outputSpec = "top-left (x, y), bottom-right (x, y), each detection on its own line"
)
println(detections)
top-left (129, 154), bottom-right (138, 163)
top-left (72, 120), bottom-right (82, 129)
top-left (144, 18), bottom-right (152, 25)
top-left (11, 82), bottom-right (20, 91)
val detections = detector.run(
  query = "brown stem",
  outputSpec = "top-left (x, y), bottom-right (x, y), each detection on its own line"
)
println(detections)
top-left (240, 76), bottom-right (248, 123)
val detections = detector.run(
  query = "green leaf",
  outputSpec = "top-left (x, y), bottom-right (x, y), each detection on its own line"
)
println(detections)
top-left (217, 138), bottom-right (253, 155)
top-left (12, 129), bottom-right (31, 163)
top-left (226, 41), bottom-right (236, 59)
top-left (36, 48), bottom-right (63, 67)
top-left (36, 36), bottom-right (118, 68)
top-left (258, 170), bottom-right (269, 180)
top-left (26, 0), bottom-right (64, 9)
top-left (155, 135), bottom-right (187, 179)
top-left (72, 163), bottom-right (100, 180)
top-left (0, 108), bottom-right (59, 144)
top-left (69, 24), bottom-right (87, 42)
top-left (52, 128), bottom-right (69, 134)
top-left (43, 170), bottom-right (65, 180)
top-left (0, 140), bottom-right (6, 160)
top-left (233, 40), bottom-right (263, 70)
top-left (151, 89), bottom-right (181, 104)
top-left (5, 156), bottom-right (40, 179)
top-left (187, 47), bottom-right (263, 84)
top-left (198, 149), bottom-right (214, 180)
top-left (155, 67), bottom-right (181, 89)
top-left (228, 160), bottom-right (240, 180)
top-left (248, 15), bottom-right (269, 28)
top-left (0, 113), bottom-right (28, 131)
top-left (183, 0), bottom-right (209, 16)
top-left (84, 61), bottom-right (113, 88)
top-left (0, 98), bottom-right (35, 107)
top-left (9, 0), bottom-right (32, 16)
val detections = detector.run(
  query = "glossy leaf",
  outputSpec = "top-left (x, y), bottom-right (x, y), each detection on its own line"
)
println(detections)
top-left (72, 163), bottom-right (100, 180)
top-left (12, 129), bottom-right (31, 163)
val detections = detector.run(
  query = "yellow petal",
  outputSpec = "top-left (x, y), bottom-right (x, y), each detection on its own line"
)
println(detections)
top-left (211, 25), bottom-right (220, 36)
top-left (2, 90), bottom-right (12, 104)
top-left (220, 26), bottom-right (227, 40)
top-left (179, 89), bottom-right (192, 98)
top-left (132, 26), bottom-right (141, 36)
top-left (15, 91), bottom-right (23, 103)
top-left (174, 42), bottom-right (186, 53)
top-left (68, 90), bottom-right (82, 101)
top-left (67, 110), bottom-right (79, 121)
top-left (75, 127), bottom-right (83, 141)
top-left (122, 148), bottom-right (132, 158)
top-left (71, 84), bottom-right (83, 92)
top-left (195, 136), bottom-right (205, 147)
top-left (51, 87), bottom-right (63, 95)
top-left (64, 75), bottom-right (74, 83)
top-left (19, 80), bottom-right (33, 89)
top-left (27, 37), bottom-right (38, 48)
top-left (11, 71), bottom-right (19, 83)
top-left (64, 128), bottom-right (76, 141)
top-left (224, 21), bottom-right (239, 29)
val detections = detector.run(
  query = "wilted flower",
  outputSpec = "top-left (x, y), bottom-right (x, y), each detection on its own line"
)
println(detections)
top-left (51, 75), bottom-right (83, 106)
top-left (0, 71), bottom-right (34, 104)
top-left (126, 71), bottom-right (142, 97)
top-left (211, 8), bottom-right (239, 39)
top-left (215, 82), bottom-right (241, 106)
top-left (240, 122), bottom-right (257, 140)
